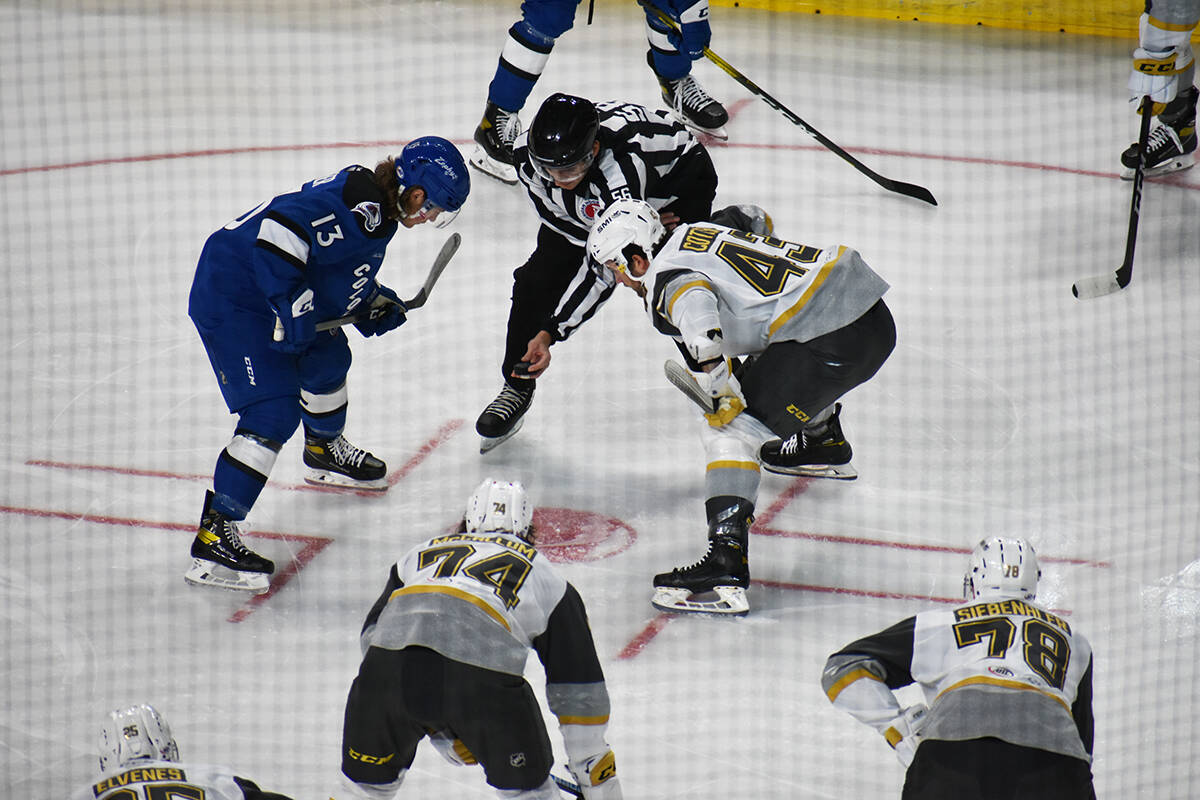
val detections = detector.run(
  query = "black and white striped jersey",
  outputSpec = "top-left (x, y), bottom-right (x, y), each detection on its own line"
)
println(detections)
top-left (513, 100), bottom-right (703, 341)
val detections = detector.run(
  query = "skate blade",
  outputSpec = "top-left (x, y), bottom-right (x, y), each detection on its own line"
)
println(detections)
top-left (667, 111), bottom-right (729, 142)
top-left (693, 124), bottom-right (729, 142)
top-left (184, 559), bottom-right (270, 595)
top-left (479, 416), bottom-right (524, 454)
top-left (651, 586), bottom-right (749, 616)
top-left (762, 461), bottom-right (858, 480)
top-left (468, 147), bottom-right (518, 185)
top-left (1120, 153), bottom-right (1195, 180)
top-left (303, 469), bottom-right (388, 491)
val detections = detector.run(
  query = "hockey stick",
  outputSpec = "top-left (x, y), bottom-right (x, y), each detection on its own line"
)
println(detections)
top-left (638, 0), bottom-right (937, 206)
top-left (664, 359), bottom-right (718, 414)
top-left (552, 773), bottom-right (583, 798)
top-left (1071, 96), bottom-right (1153, 299)
top-left (273, 232), bottom-right (461, 340)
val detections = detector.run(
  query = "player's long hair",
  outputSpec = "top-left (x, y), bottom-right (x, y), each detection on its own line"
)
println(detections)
top-left (373, 158), bottom-right (410, 222)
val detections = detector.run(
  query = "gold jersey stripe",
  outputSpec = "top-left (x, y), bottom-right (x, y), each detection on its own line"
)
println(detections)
top-left (706, 459), bottom-right (759, 473)
top-left (1149, 14), bottom-right (1199, 32)
top-left (768, 245), bottom-right (846, 337)
top-left (666, 279), bottom-right (716, 318)
top-left (558, 714), bottom-right (611, 725)
top-left (824, 666), bottom-right (884, 702)
top-left (936, 675), bottom-right (1071, 712)
top-left (389, 585), bottom-right (511, 632)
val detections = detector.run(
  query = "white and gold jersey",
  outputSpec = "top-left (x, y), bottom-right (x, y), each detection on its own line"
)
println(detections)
top-left (822, 597), bottom-right (1095, 762)
top-left (645, 223), bottom-right (889, 355)
top-left (359, 529), bottom-right (610, 728)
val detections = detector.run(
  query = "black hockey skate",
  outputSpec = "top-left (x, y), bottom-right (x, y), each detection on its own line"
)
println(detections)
top-left (184, 490), bottom-right (274, 595)
top-left (303, 431), bottom-right (388, 491)
top-left (760, 403), bottom-right (857, 480)
top-left (651, 53), bottom-right (728, 140)
top-left (652, 503), bottom-right (752, 616)
top-left (1121, 86), bottom-right (1197, 178)
top-left (476, 382), bottom-right (534, 454)
top-left (469, 101), bottom-right (522, 185)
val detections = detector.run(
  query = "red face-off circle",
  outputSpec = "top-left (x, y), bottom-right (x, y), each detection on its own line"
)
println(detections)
top-left (531, 508), bottom-right (637, 563)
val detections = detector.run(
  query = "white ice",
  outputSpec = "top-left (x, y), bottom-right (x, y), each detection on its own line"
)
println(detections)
top-left (2, 1), bottom-right (1198, 798)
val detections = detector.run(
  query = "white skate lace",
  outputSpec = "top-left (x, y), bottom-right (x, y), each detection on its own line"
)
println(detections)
top-left (675, 541), bottom-right (720, 575)
top-left (496, 109), bottom-right (522, 148)
top-left (213, 519), bottom-right (254, 557)
top-left (329, 435), bottom-right (368, 469)
top-left (670, 75), bottom-right (715, 115)
top-left (1144, 125), bottom-right (1184, 159)
top-left (779, 434), bottom-right (799, 456)
top-left (484, 385), bottom-right (530, 418)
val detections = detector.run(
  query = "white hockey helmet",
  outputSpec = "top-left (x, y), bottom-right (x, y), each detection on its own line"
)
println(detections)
top-left (586, 198), bottom-right (666, 280)
top-left (464, 478), bottom-right (533, 540)
top-left (963, 536), bottom-right (1041, 601)
top-left (98, 704), bottom-right (179, 772)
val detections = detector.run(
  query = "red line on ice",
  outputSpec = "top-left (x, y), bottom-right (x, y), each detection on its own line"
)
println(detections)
top-left (4, 127), bottom-right (1195, 191)
top-left (751, 478), bottom-right (1109, 568)
top-left (25, 418), bottom-right (464, 496)
top-left (0, 503), bottom-right (331, 623)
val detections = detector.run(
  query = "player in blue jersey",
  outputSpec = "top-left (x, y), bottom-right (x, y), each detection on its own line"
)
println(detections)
top-left (185, 137), bottom-right (469, 594)
top-left (469, 0), bottom-right (728, 184)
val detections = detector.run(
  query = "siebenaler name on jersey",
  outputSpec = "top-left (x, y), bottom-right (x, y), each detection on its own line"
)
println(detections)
top-left (954, 599), bottom-right (1071, 634)
top-left (93, 767), bottom-right (187, 796)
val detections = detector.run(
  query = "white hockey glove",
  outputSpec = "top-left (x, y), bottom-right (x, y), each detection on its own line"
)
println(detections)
top-left (567, 750), bottom-right (622, 800)
top-left (1129, 13), bottom-right (1196, 115)
top-left (697, 359), bottom-right (746, 427)
top-left (686, 329), bottom-right (746, 426)
top-left (1130, 44), bottom-right (1195, 113)
top-left (883, 704), bottom-right (927, 768)
top-left (426, 729), bottom-right (477, 766)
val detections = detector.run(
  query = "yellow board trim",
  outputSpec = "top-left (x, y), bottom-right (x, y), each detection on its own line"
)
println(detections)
top-left (937, 675), bottom-right (1071, 712)
top-left (390, 585), bottom-right (510, 632)
top-left (709, 0), bottom-right (1200, 41)
top-left (768, 246), bottom-right (843, 338)
top-left (824, 666), bottom-right (884, 703)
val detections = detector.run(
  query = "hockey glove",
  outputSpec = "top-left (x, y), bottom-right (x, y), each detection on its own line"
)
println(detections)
top-left (1130, 44), bottom-right (1194, 114)
top-left (268, 285), bottom-right (316, 354)
top-left (883, 704), bottom-right (927, 768)
top-left (354, 283), bottom-right (407, 337)
top-left (668, 0), bottom-right (711, 60)
top-left (697, 359), bottom-right (746, 427)
top-left (567, 750), bottom-right (622, 800)
top-left (1129, 13), bottom-right (1196, 115)
top-left (686, 331), bottom-right (745, 427)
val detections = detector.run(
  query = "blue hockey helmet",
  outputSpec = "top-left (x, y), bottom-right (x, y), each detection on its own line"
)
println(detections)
top-left (394, 136), bottom-right (470, 227)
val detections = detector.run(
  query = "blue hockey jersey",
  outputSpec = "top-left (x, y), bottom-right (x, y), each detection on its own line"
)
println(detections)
top-left (189, 165), bottom-right (398, 327)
